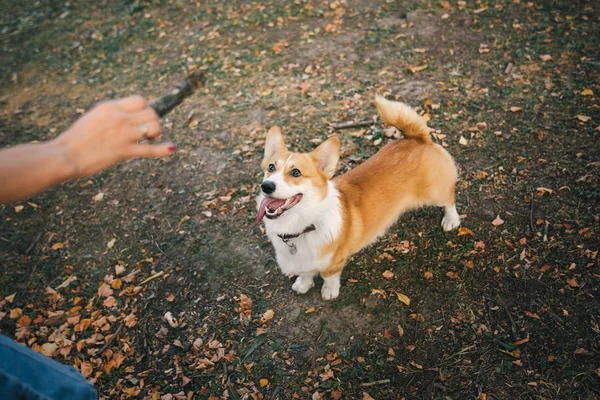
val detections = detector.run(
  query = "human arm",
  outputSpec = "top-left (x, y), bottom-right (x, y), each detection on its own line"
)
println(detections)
top-left (0, 96), bottom-right (176, 205)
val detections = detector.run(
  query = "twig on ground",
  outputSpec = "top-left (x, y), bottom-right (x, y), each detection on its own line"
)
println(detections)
top-left (529, 193), bottom-right (535, 235)
top-left (98, 321), bottom-right (124, 354)
top-left (140, 270), bottom-right (165, 285)
top-left (26, 232), bottom-right (42, 254)
top-left (329, 120), bottom-right (374, 130)
top-left (361, 379), bottom-right (391, 387)
top-left (485, 294), bottom-right (518, 339)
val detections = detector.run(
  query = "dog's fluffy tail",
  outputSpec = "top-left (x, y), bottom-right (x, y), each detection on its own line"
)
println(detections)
top-left (375, 95), bottom-right (432, 144)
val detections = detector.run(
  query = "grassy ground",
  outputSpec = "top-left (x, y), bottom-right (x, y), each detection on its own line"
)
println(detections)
top-left (1, 0), bottom-right (599, 399)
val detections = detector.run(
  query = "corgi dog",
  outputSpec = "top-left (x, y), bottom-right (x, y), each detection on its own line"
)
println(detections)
top-left (256, 96), bottom-right (460, 300)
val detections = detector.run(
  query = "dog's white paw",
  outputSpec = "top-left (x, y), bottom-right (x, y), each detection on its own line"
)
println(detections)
top-left (292, 276), bottom-right (314, 294)
top-left (321, 281), bottom-right (340, 300)
top-left (442, 206), bottom-right (461, 231)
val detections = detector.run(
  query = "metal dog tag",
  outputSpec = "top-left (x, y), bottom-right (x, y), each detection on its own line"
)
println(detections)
top-left (288, 243), bottom-right (297, 255)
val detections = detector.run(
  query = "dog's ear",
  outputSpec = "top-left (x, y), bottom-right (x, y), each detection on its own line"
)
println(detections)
top-left (264, 126), bottom-right (287, 162)
top-left (311, 136), bottom-right (340, 179)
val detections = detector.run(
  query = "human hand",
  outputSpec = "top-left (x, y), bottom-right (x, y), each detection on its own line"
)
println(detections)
top-left (53, 95), bottom-right (176, 179)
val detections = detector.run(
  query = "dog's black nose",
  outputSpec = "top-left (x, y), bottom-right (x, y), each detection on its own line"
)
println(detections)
top-left (261, 181), bottom-right (276, 194)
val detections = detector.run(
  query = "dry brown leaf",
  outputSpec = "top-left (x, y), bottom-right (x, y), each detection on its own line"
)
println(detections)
top-left (92, 192), bottom-right (104, 202)
top-left (408, 64), bottom-right (428, 73)
top-left (305, 307), bottom-right (317, 314)
top-left (110, 279), bottom-right (122, 290)
top-left (40, 342), bottom-right (58, 357)
top-left (576, 115), bottom-right (591, 122)
top-left (9, 308), bottom-right (22, 319)
top-left (457, 226), bottom-right (474, 236)
top-left (397, 324), bottom-right (404, 337)
top-left (98, 283), bottom-right (113, 297)
top-left (581, 89), bottom-right (594, 96)
top-left (17, 315), bottom-right (31, 327)
top-left (574, 348), bottom-right (592, 356)
top-left (5, 293), bottom-right (16, 303)
top-left (382, 270), bottom-right (394, 279)
top-left (409, 313), bottom-right (425, 323)
top-left (539, 54), bottom-right (552, 61)
top-left (567, 277), bottom-right (579, 288)
top-left (370, 289), bottom-right (387, 298)
top-left (261, 309), bottom-right (274, 323)
top-left (510, 106), bottom-right (522, 112)
top-left (103, 296), bottom-right (117, 308)
top-left (514, 337), bottom-right (530, 346)
top-left (14, 205), bottom-right (24, 213)
top-left (525, 311), bottom-right (540, 320)
top-left (81, 362), bottom-right (93, 378)
top-left (165, 293), bottom-right (175, 302)
top-left (164, 311), bottom-right (178, 328)
top-left (492, 215), bottom-right (504, 226)
top-left (363, 392), bottom-right (375, 400)
top-left (423, 271), bottom-right (433, 280)
top-left (446, 271), bottom-right (459, 279)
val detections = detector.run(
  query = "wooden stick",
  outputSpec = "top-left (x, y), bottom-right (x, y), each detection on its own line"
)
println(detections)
top-left (98, 321), bottom-right (124, 354)
top-left (329, 119), bottom-right (375, 130)
top-left (361, 379), bottom-right (390, 387)
top-left (150, 70), bottom-right (206, 118)
top-left (140, 270), bottom-right (165, 285)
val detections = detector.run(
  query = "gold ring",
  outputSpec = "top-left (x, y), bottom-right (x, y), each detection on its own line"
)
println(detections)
top-left (140, 123), bottom-right (149, 139)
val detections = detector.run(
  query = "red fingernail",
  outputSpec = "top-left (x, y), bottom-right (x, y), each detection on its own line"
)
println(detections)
top-left (168, 145), bottom-right (177, 153)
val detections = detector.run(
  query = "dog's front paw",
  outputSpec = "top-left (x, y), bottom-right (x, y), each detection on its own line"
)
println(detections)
top-left (442, 206), bottom-right (461, 231)
top-left (291, 276), bottom-right (314, 294)
top-left (321, 281), bottom-right (340, 300)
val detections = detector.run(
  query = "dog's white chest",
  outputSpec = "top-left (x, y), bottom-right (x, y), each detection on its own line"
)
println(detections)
top-left (267, 231), bottom-right (330, 276)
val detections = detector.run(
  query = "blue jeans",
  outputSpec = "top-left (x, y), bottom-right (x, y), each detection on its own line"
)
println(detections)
top-left (0, 334), bottom-right (97, 399)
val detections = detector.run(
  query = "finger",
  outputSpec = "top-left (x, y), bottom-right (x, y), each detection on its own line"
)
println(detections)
top-left (143, 119), bottom-right (162, 140)
top-left (114, 95), bottom-right (148, 112)
top-left (129, 119), bottom-right (162, 141)
top-left (128, 142), bottom-right (177, 159)
top-left (128, 107), bottom-right (159, 126)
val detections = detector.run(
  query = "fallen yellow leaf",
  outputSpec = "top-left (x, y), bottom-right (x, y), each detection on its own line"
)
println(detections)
top-left (14, 205), bottom-right (24, 213)
top-left (305, 307), bottom-right (317, 314)
top-left (457, 226), bottom-right (474, 236)
top-left (393, 291), bottom-right (410, 306)
top-left (408, 64), bottom-right (428, 73)
top-left (259, 378), bottom-right (269, 387)
top-left (576, 115), bottom-right (591, 122)
top-left (581, 89), bottom-right (594, 96)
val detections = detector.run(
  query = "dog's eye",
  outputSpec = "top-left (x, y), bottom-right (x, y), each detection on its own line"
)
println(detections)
top-left (268, 164), bottom-right (275, 172)
top-left (291, 168), bottom-right (302, 178)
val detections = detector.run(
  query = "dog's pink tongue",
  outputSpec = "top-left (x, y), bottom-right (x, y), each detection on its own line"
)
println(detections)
top-left (257, 197), bottom-right (286, 224)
